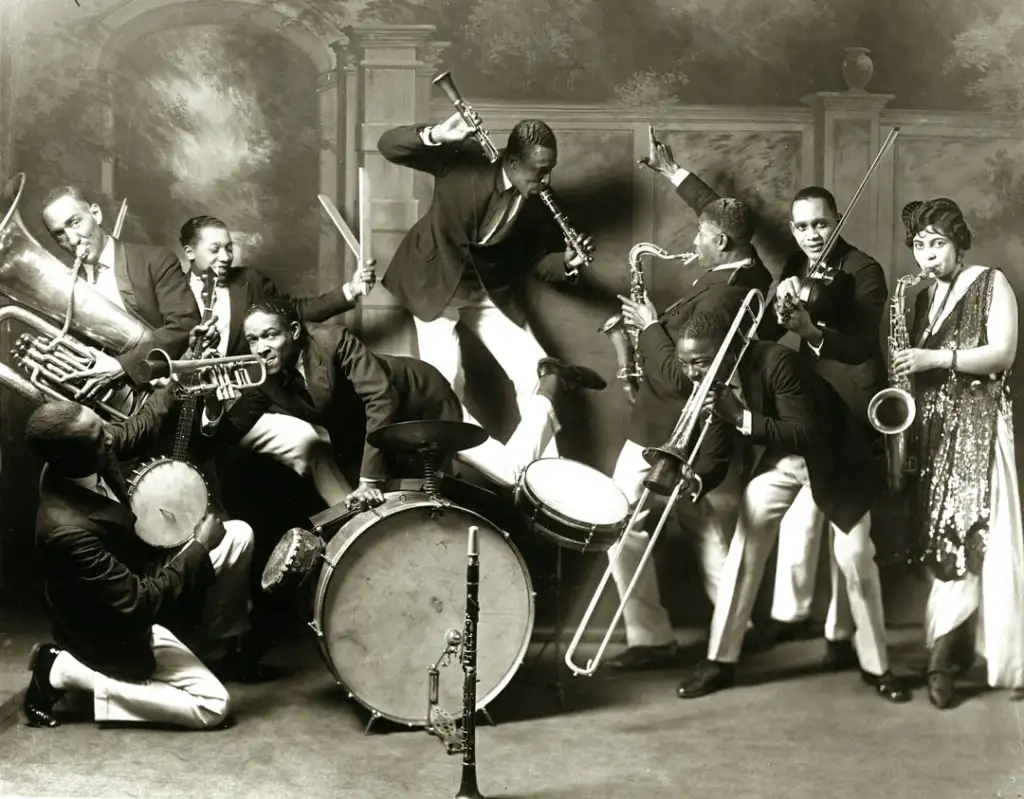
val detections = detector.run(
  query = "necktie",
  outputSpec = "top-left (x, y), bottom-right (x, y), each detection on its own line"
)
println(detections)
top-left (287, 368), bottom-right (316, 411)
top-left (479, 189), bottom-right (519, 245)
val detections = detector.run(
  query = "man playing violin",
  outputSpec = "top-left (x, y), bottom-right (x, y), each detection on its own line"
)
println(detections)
top-left (757, 187), bottom-right (889, 659)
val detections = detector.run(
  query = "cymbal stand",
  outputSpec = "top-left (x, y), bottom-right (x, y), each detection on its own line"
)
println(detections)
top-left (527, 545), bottom-right (568, 711)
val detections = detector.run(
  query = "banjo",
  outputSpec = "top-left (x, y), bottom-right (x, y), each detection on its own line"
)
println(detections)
top-left (128, 272), bottom-right (216, 549)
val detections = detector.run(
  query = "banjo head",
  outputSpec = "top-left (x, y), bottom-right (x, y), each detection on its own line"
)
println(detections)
top-left (129, 459), bottom-right (209, 549)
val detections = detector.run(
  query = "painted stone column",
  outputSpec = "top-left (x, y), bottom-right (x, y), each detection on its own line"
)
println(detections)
top-left (802, 82), bottom-right (895, 278)
top-left (341, 24), bottom-right (440, 355)
top-left (316, 62), bottom-right (342, 293)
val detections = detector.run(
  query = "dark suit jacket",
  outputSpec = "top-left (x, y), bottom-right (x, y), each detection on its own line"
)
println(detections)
top-left (114, 241), bottom-right (201, 384)
top-left (699, 341), bottom-right (882, 532)
top-left (213, 323), bottom-right (462, 481)
top-left (757, 237), bottom-right (888, 421)
top-left (216, 267), bottom-right (359, 357)
top-left (378, 125), bottom-right (574, 327)
top-left (627, 173), bottom-right (773, 446)
top-left (35, 388), bottom-right (215, 682)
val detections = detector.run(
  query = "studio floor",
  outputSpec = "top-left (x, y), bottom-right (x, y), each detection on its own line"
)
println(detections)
top-left (0, 609), bottom-right (1022, 799)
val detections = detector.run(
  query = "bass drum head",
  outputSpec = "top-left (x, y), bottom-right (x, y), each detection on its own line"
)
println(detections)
top-left (314, 494), bottom-right (534, 726)
top-left (130, 460), bottom-right (209, 549)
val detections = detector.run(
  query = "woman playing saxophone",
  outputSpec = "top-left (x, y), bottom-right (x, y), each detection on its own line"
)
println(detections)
top-left (893, 198), bottom-right (1023, 709)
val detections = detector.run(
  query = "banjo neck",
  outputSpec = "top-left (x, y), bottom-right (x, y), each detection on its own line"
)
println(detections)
top-left (171, 272), bottom-right (216, 462)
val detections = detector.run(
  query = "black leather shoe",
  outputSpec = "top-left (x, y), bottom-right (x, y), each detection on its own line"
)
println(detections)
top-left (676, 660), bottom-right (736, 699)
top-left (926, 670), bottom-right (954, 709)
top-left (861, 670), bottom-right (912, 703)
top-left (212, 653), bottom-right (284, 684)
top-left (822, 639), bottom-right (859, 671)
top-left (537, 357), bottom-right (607, 392)
top-left (23, 644), bottom-right (65, 728)
top-left (602, 642), bottom-right (680, 671)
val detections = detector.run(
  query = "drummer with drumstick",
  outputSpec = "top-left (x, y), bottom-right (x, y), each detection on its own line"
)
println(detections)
top-left (200, 299), bottom-right (606, 509)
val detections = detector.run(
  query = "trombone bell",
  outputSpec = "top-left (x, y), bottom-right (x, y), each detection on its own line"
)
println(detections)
top-left (867, 387), bottom-right (916, 436)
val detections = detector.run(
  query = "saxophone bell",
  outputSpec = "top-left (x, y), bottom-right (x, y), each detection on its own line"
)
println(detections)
top-left (867, 387), bottom-right (916, 436)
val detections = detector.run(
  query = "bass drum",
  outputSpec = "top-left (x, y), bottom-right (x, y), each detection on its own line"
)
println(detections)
top-left (311, 491), bottom-right (535, 727)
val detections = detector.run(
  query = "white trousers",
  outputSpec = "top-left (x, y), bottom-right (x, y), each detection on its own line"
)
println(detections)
top-left (413, 289), bottom-right (558, 460)
top-left (707, 455), bottom-right (889, 676)
top-left (91, 524), bottom-right (253, 728)
top-left (607, 439), bottom-right (738, 647)
top-left (455, 395), bottom-right (560, 488)
top-left (238, 412), bottom-right (352, 506)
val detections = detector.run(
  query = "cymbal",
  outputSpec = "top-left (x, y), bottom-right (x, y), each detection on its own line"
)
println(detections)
top-left (366, 419), bottom-right (488, 453)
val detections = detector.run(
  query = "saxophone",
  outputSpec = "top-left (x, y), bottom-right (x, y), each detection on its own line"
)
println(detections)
top-left (598, 243), bottom-right (697, 403)
top-left (867, 271), bottom-right (931, 493)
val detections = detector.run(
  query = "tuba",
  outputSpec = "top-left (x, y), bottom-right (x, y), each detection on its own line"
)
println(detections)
top-left (867, 270), bottom-right (932, 493)
top-left (599, 242), bottom-right (697, 402)
top-left (566, 289), bottom-right (766, 676)
top-left (0, 173), bottom-right (152, 420)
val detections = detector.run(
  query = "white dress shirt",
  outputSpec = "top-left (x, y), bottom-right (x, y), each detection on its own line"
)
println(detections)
top-left (728, 375), bottom-right (753, 436)
top-left (188, 270), bottom-right (231, 357)
top-left (70, 473), bottom-right (118, 502)
top-left (84, 236), bottom-right (125, 310)
top-left (420, 126), bottom-right (523, 244)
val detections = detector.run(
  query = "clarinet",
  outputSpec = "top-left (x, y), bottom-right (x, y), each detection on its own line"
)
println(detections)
top-left (538, 189), bottom-right (594, 272)
top-left (456, 525), bottom-right (483, 799)
top-left (424, 525), bottom-right (486, 799)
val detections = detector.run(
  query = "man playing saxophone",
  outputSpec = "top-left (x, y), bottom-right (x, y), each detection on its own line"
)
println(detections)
top-left (673, 307), bottom-right (909, 704)
top-left (598, 128), bottom-right (772, 672)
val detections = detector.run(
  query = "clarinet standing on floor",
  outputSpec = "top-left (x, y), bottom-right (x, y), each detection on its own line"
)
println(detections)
top-left (456, 524), bottom-right (484, 799)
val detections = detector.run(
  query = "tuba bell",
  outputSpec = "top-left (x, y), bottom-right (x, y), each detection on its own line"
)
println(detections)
top-left (0, 173), bottom-right (153, 420)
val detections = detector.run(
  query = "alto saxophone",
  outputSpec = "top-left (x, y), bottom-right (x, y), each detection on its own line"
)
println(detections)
top-left (598, 243), bottom-right (697, 402)
top-left (867, 271), bottom-right (932, 493)
top-left (425, 525), bottom-right (486, 799)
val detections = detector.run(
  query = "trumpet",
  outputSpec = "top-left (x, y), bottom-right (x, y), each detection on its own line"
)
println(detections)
top-left (137, 349), bottom-right (267, 399)
top-left (433, 70), bottom-right (593, 270)
top-left (565, 289), bottom-right (766, 677)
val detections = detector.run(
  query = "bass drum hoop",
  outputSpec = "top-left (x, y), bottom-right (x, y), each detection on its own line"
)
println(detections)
top-left (128, 458), bottom-right (210, 549)
top-left (311, 491), bottom-right (535, 727)
top-left (515, 461), bottom-right (624, 551)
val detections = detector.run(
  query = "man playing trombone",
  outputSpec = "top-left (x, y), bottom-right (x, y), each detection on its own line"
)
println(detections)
top-left (598, 128), bottom-right (772, 671)
top-left (672, 305), bottom-right (909, 703)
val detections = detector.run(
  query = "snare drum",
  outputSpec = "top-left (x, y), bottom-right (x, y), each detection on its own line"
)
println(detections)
top-left (514, 457), bottom-right (629, 552)
top-left (311, 491), bottom-right (534, 727)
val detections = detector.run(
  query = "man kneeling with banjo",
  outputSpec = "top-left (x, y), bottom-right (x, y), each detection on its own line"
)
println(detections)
top-left (23, 322), bottom-right (265, 730)
top-left (201, 299), bottom-right (605, 509)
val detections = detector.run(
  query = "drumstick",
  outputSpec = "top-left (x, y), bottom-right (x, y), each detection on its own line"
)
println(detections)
top-left (318, 193), bottom-right (361, 260)
top-left (112, 199), bottom-right (128, 239)
top-left (358, 167), bottom-right (376, 290)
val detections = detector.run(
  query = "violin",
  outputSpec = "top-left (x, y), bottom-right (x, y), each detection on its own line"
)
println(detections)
top-left (776, 126), bottom-right (901, 323)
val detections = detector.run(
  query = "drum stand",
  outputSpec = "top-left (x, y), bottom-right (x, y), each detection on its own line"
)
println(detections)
top-left (527, 546), bottom-right (569, 711)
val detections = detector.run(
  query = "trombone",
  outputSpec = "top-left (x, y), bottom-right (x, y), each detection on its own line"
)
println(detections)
top-left (564, 289), bottom-right (767, 677)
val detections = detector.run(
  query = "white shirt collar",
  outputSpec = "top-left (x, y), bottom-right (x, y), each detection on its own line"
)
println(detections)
top-left (500, 167), bottom-right (514, 193)
top-left (69, 473), bottom-right (103, 492)
top-left (707, 256), bottom-right (753, 273)
top-left (97, 235), bottom-right (115, 269)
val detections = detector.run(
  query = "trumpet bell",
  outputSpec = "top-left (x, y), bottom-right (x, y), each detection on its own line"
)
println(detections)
top-left (867, 387), bottom-right (916, 435)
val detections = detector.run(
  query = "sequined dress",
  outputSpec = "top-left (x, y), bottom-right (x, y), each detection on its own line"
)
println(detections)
top-left (911, 266), bottom-right (1024, 687)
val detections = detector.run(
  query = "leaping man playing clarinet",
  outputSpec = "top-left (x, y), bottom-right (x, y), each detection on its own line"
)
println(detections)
top-left (377, 103), bottom-right (606, 481)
